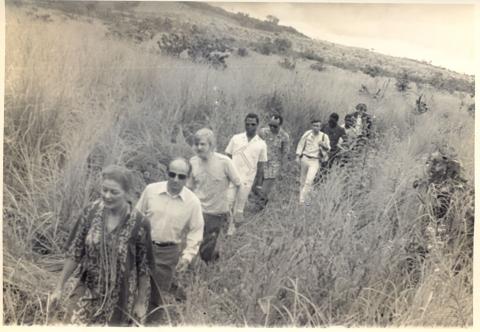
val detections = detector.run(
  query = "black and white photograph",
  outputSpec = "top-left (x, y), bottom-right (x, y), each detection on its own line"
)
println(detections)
top-left (2, 0), bottom-right (476, 327)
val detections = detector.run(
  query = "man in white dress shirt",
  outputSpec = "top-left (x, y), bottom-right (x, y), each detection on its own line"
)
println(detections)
top-left (225, 113), bottom-right (268, 226)
top-left (136, 158), bottom-right (204, 320)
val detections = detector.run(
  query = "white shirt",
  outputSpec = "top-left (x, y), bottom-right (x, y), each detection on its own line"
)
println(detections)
top-left (225, 133), bottom-right (268, 185)
top-left (135, 181), bottom-right (204, 263)
top-left (296, 130), bottom-right (330, 159)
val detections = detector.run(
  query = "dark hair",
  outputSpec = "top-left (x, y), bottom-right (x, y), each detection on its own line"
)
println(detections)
top-left (271, 114), bottom-right (283, 125)
top-left (311, 119), bottom-right (321, 124)
top-left (345, 113), bottom-right (353, 120)
top-left (168, 157), bottom-right (192, 176)
top-left (329, 113), bottom-right (339, 122)
top-left (355, 103), bottom-right (367, 112)
top-left (102, 165), bottom-right (133, 192)
top-left (245, 113), bottom-right (259, 124)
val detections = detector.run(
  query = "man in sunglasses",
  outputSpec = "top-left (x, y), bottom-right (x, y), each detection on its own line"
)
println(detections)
top-left (188, 128), bottom-right (241, 263)
top-left (257, 114), bottom-right (290, 207)
top-left (225, 113), bottom-right (268, 228)
top-left (135, 158), bottom-right (204, 321)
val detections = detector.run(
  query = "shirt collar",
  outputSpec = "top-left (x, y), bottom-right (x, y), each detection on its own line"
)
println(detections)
top-left (242, 132), bottom-right (260, 142)
top-left (154, 181), bottom-right (186, 201)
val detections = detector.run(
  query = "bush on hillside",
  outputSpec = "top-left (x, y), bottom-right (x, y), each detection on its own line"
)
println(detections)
top-left (158, 32), bottom-right (231, 69)
top-left (310, 60), bottom-right (326, 72)
top-left (396, 70), bottom-right (411, 92)
top-left (253, 37), bottom-right (293, 56)
top-left (237, 47), bottom-right (248, 57)
top-left (362, 64), bottom-right (384, 78)
top-left (299, 48), bottom-right (324, 62)
top-left (278, 57), bottom-right (296, 70)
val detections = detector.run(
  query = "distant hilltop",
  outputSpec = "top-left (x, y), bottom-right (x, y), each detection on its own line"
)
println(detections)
top-left (30, 0), bottom-right (474, 94)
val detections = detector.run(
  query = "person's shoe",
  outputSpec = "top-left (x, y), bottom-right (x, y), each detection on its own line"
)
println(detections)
top-left (227, 222), bottom-right (236, 236)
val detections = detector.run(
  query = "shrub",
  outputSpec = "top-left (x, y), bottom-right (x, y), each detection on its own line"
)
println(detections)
top-left (253, 37), bottom-right (292, 56)
top-left (395, 70), bottom-right (411, 92)
top-left (273, 37), bottom-right (292, 54)
top-left (362, 65), bottom-right (383, 78)
top-left (158, 32), bottom-right (230, 69)
top-left (278, 57), bottom-right (296, 70)
top-left (310, 61), bottom-right (325, 72)
top-left (237, 47), bottom-right (248, 57)
top-left (299, 49), bottom-right (324, 62)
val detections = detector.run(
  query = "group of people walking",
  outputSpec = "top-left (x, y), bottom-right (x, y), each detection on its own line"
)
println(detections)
top-left (50, 103), bottom-right (373, 325)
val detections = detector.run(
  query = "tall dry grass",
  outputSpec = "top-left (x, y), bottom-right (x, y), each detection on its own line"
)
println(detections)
top-left (3, 6), bottom-right (474, 326)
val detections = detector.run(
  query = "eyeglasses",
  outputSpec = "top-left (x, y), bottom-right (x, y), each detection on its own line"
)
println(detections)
top-left (168, 171), bottom-right (187, 180)
top-left (269, 124), bottom-right (279, 129)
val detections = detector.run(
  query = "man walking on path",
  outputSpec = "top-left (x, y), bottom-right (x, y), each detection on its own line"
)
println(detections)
top-left (321, 112), bottom-right (347, 168)
top-left (257, 114), bottom-right (290, 206)
top-left (295, 119), bottom-right (330, 205)
top-left (135, 158), bottom-right (204, 322)
top-left (225, 113), bottom-right (268, 226)
top-left (188, 128), bottom-right (241, 263)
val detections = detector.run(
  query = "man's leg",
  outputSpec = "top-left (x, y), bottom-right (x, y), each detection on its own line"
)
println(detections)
top-left (299, 157), bottom-right (309, 204)
top-left (233, 183), bottom-right (252, 222)
top-left (147, 244), bottom-right (181, 325)
top-left (199, 213), bottom-right (226, 263)
top-left (302, 159), bottom-right (320, 205)
top-left (262, 178), bottom-right (275, 200)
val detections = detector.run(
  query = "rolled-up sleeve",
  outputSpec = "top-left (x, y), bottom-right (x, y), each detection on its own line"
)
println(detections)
top-left (182, 199), bottom-right (204, 262)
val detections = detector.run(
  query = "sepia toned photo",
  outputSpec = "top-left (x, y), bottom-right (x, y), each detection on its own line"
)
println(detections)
top-left (2, 0), bottom-right (475, 327)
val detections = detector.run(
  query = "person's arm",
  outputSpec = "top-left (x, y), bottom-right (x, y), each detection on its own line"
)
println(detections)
top-left (52, 205), bottom-right (92, 305)
top-left (225, 136), bottom-right (234, 159)
top-left (133, 218), bottom-right (153, 320)
top-left (52, 258), bottom-right (78, 298)
top-left (281, 132), bottom-right (291, 164)
top-left (322, 134), bottom-right (331, 151)
top-left (179, 200), bottom-right (204, 267)
top-left (135, 185), bottom-right (149, 214)
top-left (255, 162), bottom-right (265, 187)
top-left (226, 158), bottom-right (242, 189)
top-left (255, 143), bottom-right (268, 187)
top-left (186, 161), bottom-right (195, 190)
top-left (295, 131), bottom-right (308, 162)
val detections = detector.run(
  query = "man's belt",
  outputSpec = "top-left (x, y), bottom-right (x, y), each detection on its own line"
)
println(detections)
top-left (152, 241), bottom-right (177, 247)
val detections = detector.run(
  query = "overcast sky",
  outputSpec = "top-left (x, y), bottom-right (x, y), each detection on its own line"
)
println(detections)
top-left (212, 2), bottom-right (476, 75)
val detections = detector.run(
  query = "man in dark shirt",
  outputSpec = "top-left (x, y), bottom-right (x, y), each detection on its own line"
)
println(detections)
top-left (321, 112), bottom-right (347, 168)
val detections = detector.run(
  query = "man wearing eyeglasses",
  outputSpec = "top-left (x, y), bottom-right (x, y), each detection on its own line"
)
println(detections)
top-left (135, 158), bottom-right (204, 320)
top-left (257, 114), bottom-right (290, 206)
top-left (188, 128), bottom-right (241, 263)
top-left (225, 113), bottom-right (268, 227)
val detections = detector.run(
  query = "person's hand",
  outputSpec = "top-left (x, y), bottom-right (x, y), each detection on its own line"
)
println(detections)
top-left (295, 156), bottom-right (301, 164)
top-left (176, 258), bottom-right (190, 273)
top-left (49, 287), bottom-right (63, 310)
top-left (133, 300), bottom-right (147, 323)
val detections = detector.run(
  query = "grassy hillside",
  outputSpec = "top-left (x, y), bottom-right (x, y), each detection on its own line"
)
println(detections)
top-left (3, 1), bottom-right (474, 326)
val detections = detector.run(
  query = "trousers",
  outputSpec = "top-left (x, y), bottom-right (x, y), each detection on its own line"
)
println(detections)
top-left (299, 156), bottom-right (320, 204)
top-left (199, 213), bottom-right (228, 263)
